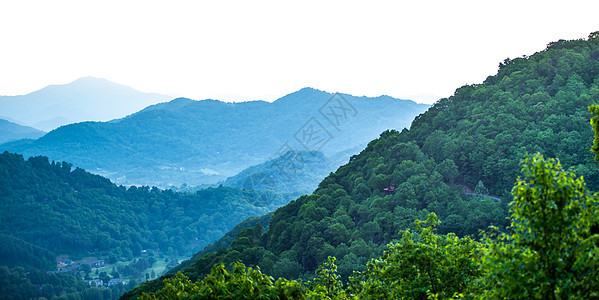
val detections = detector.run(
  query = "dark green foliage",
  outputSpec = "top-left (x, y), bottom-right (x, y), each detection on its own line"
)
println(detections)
top-left (168, 213), bottom-right (273, 275)
top-left (131, 153), bottom-right (599, 299)
top-left (0, 151), bottom-right (297, 299)
top-left (0, 265), bottom-right (128, 300)
top-left (589, 104), bottom-right (599, 161)
top-left (480, 154), bottom-right (599, 298)
top-left (126, 33), bottom-right (599, 298)
top-left (0, 151), bottom-right (289, 259)
top-left (128, 126), bottom-right (508, 298)
top-left (0, 234), bottom-right (56, 270)
top-left (399, 35), bottom-right (599, 195)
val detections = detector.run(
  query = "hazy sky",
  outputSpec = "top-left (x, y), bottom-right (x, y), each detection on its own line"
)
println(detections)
top-left (1, 1), bottom-right (599, 104)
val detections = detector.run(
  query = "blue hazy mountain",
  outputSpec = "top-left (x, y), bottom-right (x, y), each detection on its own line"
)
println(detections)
top-left (221, 144), bottom-right (367, 196)
top-left (222, 150), bottom-right (334, 194)
top-left (0, 119), bottom-right (45, 144)
top-left (1, 88), bottom-right (429, 187)
top-left (0, 77), bottom-right (172, 131)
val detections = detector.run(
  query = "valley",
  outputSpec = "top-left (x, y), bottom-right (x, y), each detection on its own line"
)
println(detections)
top-left (1, 29), bottom-right (599, 299)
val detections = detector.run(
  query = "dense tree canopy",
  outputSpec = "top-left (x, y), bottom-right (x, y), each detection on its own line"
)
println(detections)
top-left (130, 153), bottom-right (599, 299)
top-left (400, 32), bottom-right (599, 195)
top-left (0, 151), bottom-right (296, 299)
top-left (479, 154), bottom-right (599, 299)
top-left (126, 32), bottom-right (599, 299)
top-left (0, 152), bottom-right (292, 260)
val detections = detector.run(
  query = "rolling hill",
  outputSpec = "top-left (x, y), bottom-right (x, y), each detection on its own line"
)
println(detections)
top-left (0, 152), bottom-right (295, 259)
top-left (0, 119), bottom-right (45, 144)
top-left (221, 150), bottom-right (356, 195)
top-left (0, 151), bottom-right (300, 298)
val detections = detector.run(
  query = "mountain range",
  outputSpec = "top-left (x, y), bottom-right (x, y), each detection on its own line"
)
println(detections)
top-left (0, 77), bottom-right (172, 131)
top-left (1, 32), bottom-right (598, 300)
top-left (1, 88), bottom-right (429, 187)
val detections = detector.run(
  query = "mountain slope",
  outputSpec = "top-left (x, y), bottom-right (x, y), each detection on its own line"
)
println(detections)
top-left (123, 33), bottom-right (599, 298)
top-left (0, 77), bottom-right (172, 131)
top-left (0, 152), bottom-right (296, 262)
top-left (0, 119), bottom-right (45, 144)
top-left (0, 151), bottom-right (304, 298)
top-left (1, 89), bottom-right (429, 187)
top-left (397, 35), bottom-right (599, 195)
top-left (222, 150), bottom-right (346, 195)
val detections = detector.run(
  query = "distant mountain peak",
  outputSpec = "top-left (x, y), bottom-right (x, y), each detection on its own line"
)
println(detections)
top-left (37, 76), bottom-right (132, 93)
top-left (295, 87), bottom-right (329, 96)
top-left (0, 77), bottom-right (173, 131)
top-left (71, 76), bottom-right (112, 84)
top-left (298, 86), bottom-right (325, 93)
top-left (273, 87), bottom-right (331, 105)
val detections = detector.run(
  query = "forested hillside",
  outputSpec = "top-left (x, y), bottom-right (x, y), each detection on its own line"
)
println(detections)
top-left (125, 32), bottom-right (599, 298)
top-left (1, 89), bottom-right (428, 187)
top-left (133, 153), bottom-right (599, 299)
top-left (0, 152), bottom-right (294, 259)
top-left (398, 35), bottom-right (599, 195)
top-left (0, 152), bottom-right (297, 299)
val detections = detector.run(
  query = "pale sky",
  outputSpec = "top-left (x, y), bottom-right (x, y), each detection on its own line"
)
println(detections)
top-left (1, 1), bottom-right (599, 104)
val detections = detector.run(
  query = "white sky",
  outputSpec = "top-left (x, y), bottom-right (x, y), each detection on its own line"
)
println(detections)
top-left (1, 1), bottom-right (599, 104)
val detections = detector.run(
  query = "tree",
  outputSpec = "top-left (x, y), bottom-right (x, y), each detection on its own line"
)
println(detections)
top-left (140, 263), bottom-right (309, 299)
top-left (351, 213), bottom-right (482, 299)
top-left (473, 180), bottom-right (488, 196)
top-left (436, 159), bottom-right (459, 184)
top-left (81, 263), bottom-right (91, 274)
top-left (98, 271), bottom-right (110, 286)
top-left (589, 104), bottom-right (599, 161)
top-left (271, 258), bottom-right (302, 280)
top-left (310, 256), bottom-right (346, 298)
top-left (480, 154), bottom-right (599, 298)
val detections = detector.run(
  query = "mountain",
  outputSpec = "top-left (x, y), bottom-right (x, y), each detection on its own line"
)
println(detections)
top-left (168, 213), bottom-right (274, 275)
top-left (0, 151), bottom-right (302, 299)
top-left (221, 150), bottom-right (355, 195)
top-left (0, 152), bottom-right (296, 259)
top-left (123, 33), bottom-right (599, 298)
top-left (1, 89), bottom-right (429, 187)
top-left (0, 77), bottom-right (172, 131)
top-left (0, 119), bottom-right (45, 144)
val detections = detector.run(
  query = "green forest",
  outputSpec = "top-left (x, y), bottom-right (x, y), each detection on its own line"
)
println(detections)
top-left (135, 153), bottom-right (599, 299)
top-left (125, 32), bottom-right (599, 298)
top-left (0, 152), bottom-right (298, 299)
top-left (0, 152), bottom-right (293, 259)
